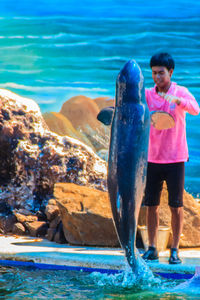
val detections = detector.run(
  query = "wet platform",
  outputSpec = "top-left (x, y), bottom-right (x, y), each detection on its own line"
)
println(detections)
top-left (0, 235), bottom-right (199, 279)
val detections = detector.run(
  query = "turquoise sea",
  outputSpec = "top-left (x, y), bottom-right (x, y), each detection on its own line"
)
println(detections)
top-left (0, 0), bottom-right (200, 197)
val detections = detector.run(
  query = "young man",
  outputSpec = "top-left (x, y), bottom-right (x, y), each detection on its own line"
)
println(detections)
top-left (97, 53), bottom-right (199, 264)
top-left (143, 52), bottom-right (200, 264)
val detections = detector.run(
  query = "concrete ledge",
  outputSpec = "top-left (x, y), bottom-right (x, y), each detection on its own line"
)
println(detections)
top-left (0, 236), bottom-right (199, 279)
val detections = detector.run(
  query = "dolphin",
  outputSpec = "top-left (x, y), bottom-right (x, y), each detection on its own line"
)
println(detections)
top-left (107, 60), bottom-right (150, 271)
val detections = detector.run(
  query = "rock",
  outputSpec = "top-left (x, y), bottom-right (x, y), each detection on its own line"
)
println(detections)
top-left (46, 227), bottom-right (57, 241)
top-left (54, 182), bottom-right (119, 246)
top-left (60, 95), bottom-right (99, 130)
top-left (35, 210), bottom-right (47, 221)
top-left (53, 222), bottom-right (67, 244)
top-left (0, 89), bottom-right (107, 214)
top-left (97, 149), bottom-right (108, 161)
top-left (14, 213), bottom-right (38, 224)
top-left (59, 95), bottom-right (110, 152)
top-left (14, 209), bottom-right (35, 216)
top-left (43, 112), bottom-right (94, 150)
top-left (45, 204), bottom-right (59, 221)
top-left (48, 199), bottom-right (57, 206)
top-left (12, 222), bottom-right (26, 235)
top-left (138, 184), bottom-right (200, 247)
top-left (43, 96), bottom-right (114, 159)
top-left (25, 221), bottom-right (48, 237)
top-left (46, 218), bottom-right (66, 244)
top-left (49, 215), bottom-right (61, 229)
top-left (0, 201), bottom-right (12, 215)
top-left (93, 97), bottom-right (114, 110)
top-left (0, 215), bottom-right (17, 233)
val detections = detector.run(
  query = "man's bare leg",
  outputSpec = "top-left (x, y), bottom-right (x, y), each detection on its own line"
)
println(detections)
top-left (142, 205), bottom-right (159, 260)
top-left (147, 205), bottom-right (159, 247)
top-left (170, 206), bottom-right (184, 249)
top-left (168, 206), bottom-right (183, 264)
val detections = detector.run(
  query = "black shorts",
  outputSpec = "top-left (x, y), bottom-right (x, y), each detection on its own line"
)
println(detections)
top-left (144, 162), bottom-right (185, 208)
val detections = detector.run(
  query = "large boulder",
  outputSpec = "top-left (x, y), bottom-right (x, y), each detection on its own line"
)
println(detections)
top-left (24, 221), bottom-right (48, 237)
top-left (54, 181), bottom-right (200, 248)
top-left (44, 95), bottom-right (114, 160)
top-left (138, 184), bottom-right (200, 247)
top-left (54, 182), bottom-right (119, 247)
top-left (43, 112), bottom-right (94, 150)
top-left (0, 89), bottom-right (107, 213)
top-left (59, 95), bottom-right (110, 152)
top-left (93, 96), bottom-right (114, 110)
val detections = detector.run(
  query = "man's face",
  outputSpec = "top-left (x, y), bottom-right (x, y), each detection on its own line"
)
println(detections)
top-left (151, 66), bottom-right (173, 92)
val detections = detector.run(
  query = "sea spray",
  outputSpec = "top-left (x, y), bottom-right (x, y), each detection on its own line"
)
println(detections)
top-left (89, 258), bottom-right (160, 289)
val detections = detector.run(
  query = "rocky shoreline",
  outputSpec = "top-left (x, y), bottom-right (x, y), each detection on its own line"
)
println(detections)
top-left (0, 89), bottom-right (199, 248)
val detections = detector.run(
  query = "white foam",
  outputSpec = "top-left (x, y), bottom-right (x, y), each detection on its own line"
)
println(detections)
top-left (89, 262), bottom-right (159, 288)
top-left (0, 83), bottom-right (108, 93)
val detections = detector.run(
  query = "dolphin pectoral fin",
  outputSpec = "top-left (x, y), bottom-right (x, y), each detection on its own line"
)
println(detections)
top-left (97, 106), bottom-right (114, 126)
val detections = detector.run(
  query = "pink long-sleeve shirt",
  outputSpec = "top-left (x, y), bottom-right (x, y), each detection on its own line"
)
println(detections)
top-left (145, 82), bottom-right (200, 163)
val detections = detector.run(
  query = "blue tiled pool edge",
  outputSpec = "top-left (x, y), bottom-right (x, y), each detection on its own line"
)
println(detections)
top-left (0, 258), bottom-right (194, 280)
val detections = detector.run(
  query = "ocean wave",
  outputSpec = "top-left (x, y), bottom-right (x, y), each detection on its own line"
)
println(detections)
top-left (53, 42), bottom-right (89, 47)
top-left (36, 99), bottom-right (56, 104)
top-left (36, 79), bottom-right (99, 85)
top-left (99, 56), bottom-right (125, 62)
top-left (0, 32), bottom-right (88, 40)
top-left (0, 42), bottom-right (91, 50)
top-left (0, 44), bottom-right (36, 50)
top-left (0, 83), bottom-right (108, 93)
top-left (0, 69), bottom-right (42, 75)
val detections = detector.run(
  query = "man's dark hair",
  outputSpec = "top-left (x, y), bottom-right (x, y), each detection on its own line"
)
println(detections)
top-left (150, 53), bottom-right (175, 70)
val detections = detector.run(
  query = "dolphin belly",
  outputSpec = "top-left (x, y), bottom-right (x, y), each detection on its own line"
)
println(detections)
top-left (107, 60), bottom-right (150, 271)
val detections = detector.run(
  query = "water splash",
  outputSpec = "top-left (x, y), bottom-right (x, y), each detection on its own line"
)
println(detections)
top-left (89, 259), bottom-right (160, 289)
top-left (87, 260), bottom-right (200, 299)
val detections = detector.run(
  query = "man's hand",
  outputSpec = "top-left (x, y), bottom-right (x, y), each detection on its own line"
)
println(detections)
top-left (158, 92), bottom-right (182, 105)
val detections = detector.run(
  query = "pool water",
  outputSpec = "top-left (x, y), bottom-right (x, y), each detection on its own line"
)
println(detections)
top-left (0, 267), bottom-right (199, 299)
